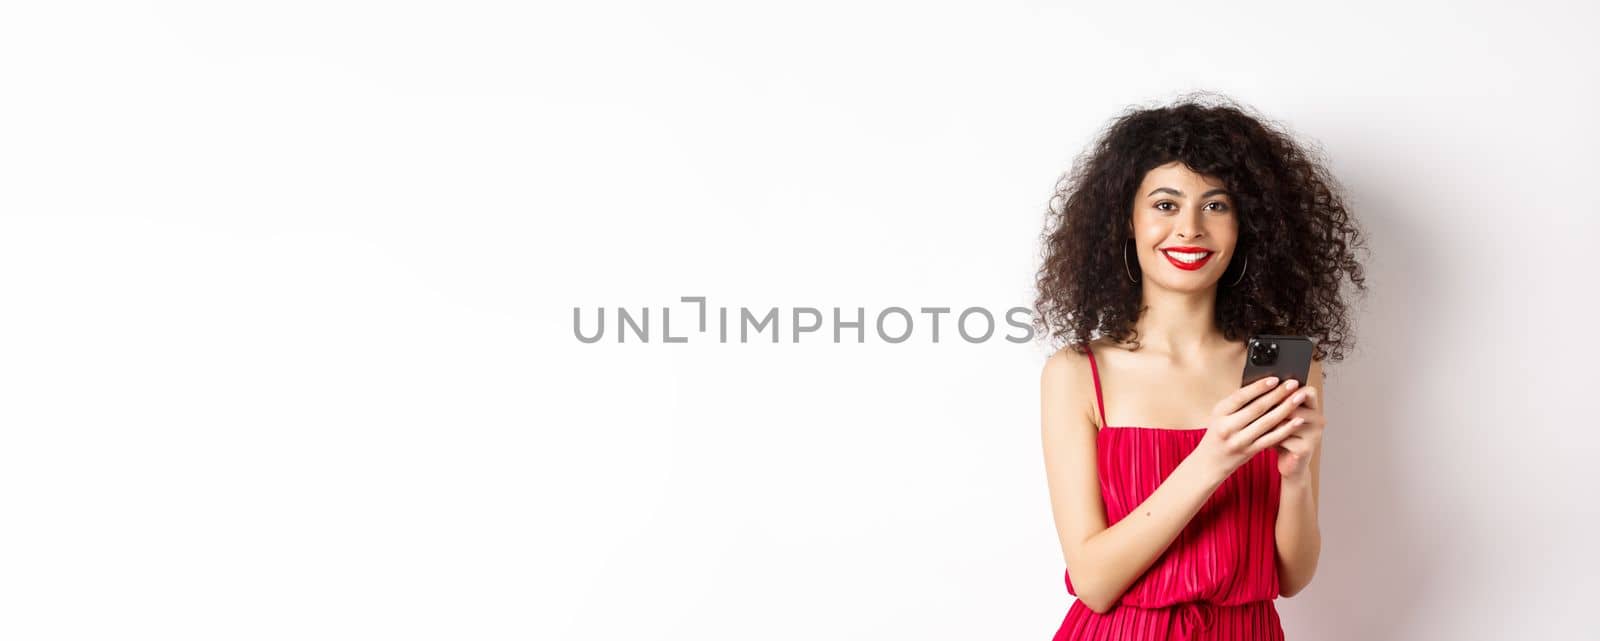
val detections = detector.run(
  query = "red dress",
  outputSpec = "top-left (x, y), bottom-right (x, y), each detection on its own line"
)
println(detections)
top-left (1053, 347), bottom-right (1284, 641)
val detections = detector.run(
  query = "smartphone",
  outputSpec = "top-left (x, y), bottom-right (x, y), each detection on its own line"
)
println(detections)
top-left (1241, 335), bottom-right (1315, 388)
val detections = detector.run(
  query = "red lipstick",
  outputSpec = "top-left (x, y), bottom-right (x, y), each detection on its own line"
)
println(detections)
top-left (1160, 246), bottom-right (1214, 271)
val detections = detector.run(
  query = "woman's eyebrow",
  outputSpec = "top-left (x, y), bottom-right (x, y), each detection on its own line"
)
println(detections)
top-left (1147, 187), bottom-right (1232, 198)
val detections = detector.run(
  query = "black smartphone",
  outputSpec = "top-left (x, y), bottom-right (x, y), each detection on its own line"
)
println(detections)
top-left (1241, 335), bottom-right (1315, 388)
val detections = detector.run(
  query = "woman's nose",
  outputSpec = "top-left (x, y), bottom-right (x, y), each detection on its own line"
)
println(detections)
top-left (1176, 208), bottom-right (1204, 239)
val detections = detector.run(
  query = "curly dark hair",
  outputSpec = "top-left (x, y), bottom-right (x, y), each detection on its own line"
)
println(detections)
top-left (1032, 92), bottom-right (1369, 364)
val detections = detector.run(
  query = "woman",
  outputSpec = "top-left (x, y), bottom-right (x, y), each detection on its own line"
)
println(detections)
top-left (1034, 93), bottom-right (1368, 640)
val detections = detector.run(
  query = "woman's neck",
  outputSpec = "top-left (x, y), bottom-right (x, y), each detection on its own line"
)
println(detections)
top-left (1126, 284), bottom-right (1232, 363)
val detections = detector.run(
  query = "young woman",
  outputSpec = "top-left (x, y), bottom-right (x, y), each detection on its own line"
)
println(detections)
top-left (1034, 94), bottom-right (1368, 641)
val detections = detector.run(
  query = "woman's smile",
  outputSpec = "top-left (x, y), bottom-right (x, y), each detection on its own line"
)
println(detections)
top-left (1160, 246), bottom-right (1214, 271)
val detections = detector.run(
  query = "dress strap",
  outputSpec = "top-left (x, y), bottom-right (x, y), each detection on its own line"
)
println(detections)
top-left (1085, 345), bottom-right (1108, 428)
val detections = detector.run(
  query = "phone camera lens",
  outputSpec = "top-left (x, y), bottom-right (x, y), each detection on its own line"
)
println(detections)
top-left (1249, 341), bottom-right (1279, 366)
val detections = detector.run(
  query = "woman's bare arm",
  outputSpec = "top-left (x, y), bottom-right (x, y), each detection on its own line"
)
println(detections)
top-left (1040, 349), bottom-right (1231, 614)
top-left (1275, 358), bottom-right (1325, 597)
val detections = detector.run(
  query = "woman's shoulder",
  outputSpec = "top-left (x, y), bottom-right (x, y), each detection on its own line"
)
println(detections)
top-left (1041, 342), bottom-right (1101, 431)
top-left (1042, 341), bottom-right (1087, 375)
top-left (1043, 337), bottom-right (1125, 372)
top-left (1041, 341), bottom-right (1111, 393)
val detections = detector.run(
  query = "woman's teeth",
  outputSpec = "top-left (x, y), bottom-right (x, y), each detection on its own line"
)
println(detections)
top-left (1163, 250), bottom-right (1211, 264)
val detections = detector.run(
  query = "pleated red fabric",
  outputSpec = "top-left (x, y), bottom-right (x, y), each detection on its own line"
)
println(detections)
top-left (1053, 347), bottom-right (1283, 641)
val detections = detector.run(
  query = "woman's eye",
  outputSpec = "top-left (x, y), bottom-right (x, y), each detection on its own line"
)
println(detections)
top-left (1154, 201), bottom-right (1229, 213)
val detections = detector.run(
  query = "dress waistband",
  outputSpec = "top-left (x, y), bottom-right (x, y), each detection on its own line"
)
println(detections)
top-left (1117, 600), bottom-right (1274, 641)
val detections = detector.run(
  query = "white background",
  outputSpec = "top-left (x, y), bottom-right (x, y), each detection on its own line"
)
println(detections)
top-left (3, 1), bottom-right (1597, 639)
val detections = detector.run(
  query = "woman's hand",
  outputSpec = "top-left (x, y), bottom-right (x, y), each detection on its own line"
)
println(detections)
top-left (1191, 376), bottom-right (1311, 483)
top-left (1274, 384), bottom-right (1323, 481)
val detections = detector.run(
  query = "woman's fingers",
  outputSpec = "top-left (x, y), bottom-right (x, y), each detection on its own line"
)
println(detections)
top-left (1250, 415), bottom-right (1305, 455)
top-left (1217, 376), bottom-right (1284, 417)
top-left (1237, 384), bottom-right (1307, 444)
top-left (1298, 386), bottom-right (1320, 411)
top-left (1277, 430), bottom-right (1311, 454)
top-left (1229, 379), bottom-right (1300, 435)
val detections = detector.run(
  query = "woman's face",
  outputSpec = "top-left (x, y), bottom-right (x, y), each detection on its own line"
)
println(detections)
top-left (1129, 161), bottom-right (1240, 293)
